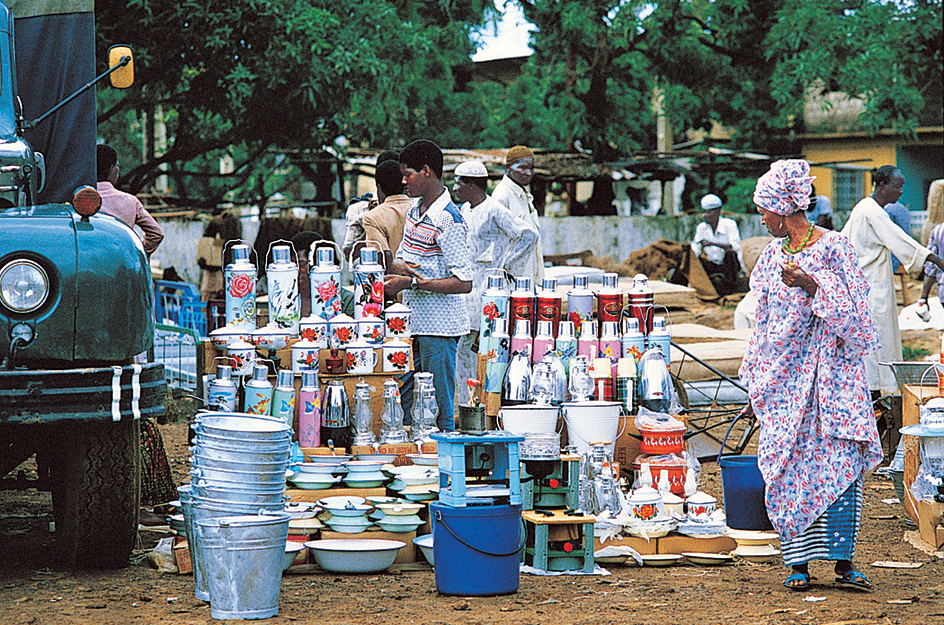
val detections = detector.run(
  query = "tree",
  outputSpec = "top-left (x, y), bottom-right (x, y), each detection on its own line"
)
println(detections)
top-left (95, 0), bottom-right (494, 203)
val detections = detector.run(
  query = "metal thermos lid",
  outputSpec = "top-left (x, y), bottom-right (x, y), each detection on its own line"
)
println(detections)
top-left (557, 320), bottom-right (575, 340)
top-left (541, 277), bottom-right (558, 292)
top-left (251, 364), bottom-right (268, 382)
top-left (580, 320), bottom-right (598, 339)
top-left (600, 321), bottom-right (620, 340)
top-left (272, 245), bottom-right (292, 265)
top-left (360, 247), bottom-right (378, 265)
top-left (535, 320), bottom-right (553, 338)
top-left (653, 316), bottom-right (667, 331)
top-left (492, 317), bottom-right (509, 337)
top-left (602, 273), bottom-right (619, 288)
top-left (573, 274), bottom-right (589, 289)
top-left (276, 369), bottom-right (294, 388)
top-left (301, 370), bottom-right (318, 388)
top-left (623, 317), bottom-right (640, 333)
top-left (513, 319), bottom-right (532, 338)
top-left (232, 245), bottom-right (251, 262)
top-left (315, 246), bottom-right (335, 267)
top-left (216, 365), bottom-right (233, 381)
top-left (514, 276), bottom-right (533, 294)
top-left (486, 272), bottom-right (506, 291)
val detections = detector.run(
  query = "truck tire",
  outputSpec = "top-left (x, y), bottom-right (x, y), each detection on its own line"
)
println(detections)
top-left (50, 419), bottom-right (141, 569)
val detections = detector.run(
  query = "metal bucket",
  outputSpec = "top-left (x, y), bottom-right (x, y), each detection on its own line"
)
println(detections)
top-left (561, 400), bottom-right (622, 457)
top-left (498, 404), bottom-right (560, 434)
top-left (190, 465), bottom-right (288, 487)
top-left (197, 514), bottom-right (291, 620)
top-left (193, 482), bottom-right (286, 506)
top-left (195, 420), bottom-right (292, 444)
top-left (192, 441), bottom-right (291, 464)
top-left (190, 496), bottom-right (285, 601)
top-left (194, 431), bottom-right (292, 453)
top-left (457, 405), bottom-right (486, 434)
top-left (191, 453), bottom-right (289, 475)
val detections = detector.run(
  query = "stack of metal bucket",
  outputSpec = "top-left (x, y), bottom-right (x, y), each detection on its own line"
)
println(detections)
top-left (178, 412), bottom-right (292, 619)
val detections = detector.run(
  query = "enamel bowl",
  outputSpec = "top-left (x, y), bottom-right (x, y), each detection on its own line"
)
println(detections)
top-left (413, 534), bottom-right (434, 566)
top-left (366, 496), bottom-right (406, 507)
top-left (375, 502), bottom-right (424, 517)
top-left (344, 460), bottom-right (387, 473)
top-left (322, 502), bottom-right (373, 517)
top-left (305, 454), bottom-right (353, 465)
top-left (306, 539), bottom-right (405, 573)
top-left (295, 462), bottom-right (344, 475)
top-left (406, 453), bottom-right (438, 466)
top-left (283, 541), bottom-right (306, 571)
top-left (376, 515), bottom-right (423, 533)
top-left (324, 515), bottom-right (372, 534)
top-left (355, 453), bottom-right (400, 463)
top-left (289, 475), bottom-right (340, 490)
top-left (318, 495), bottom-right (366, 508)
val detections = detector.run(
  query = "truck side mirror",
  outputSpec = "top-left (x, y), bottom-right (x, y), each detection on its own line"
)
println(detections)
top-left (108, 46), bottom-right (134, 89)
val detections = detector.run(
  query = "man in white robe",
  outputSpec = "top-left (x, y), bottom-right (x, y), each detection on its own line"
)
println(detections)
top-left (841, 166), bottom-right (944, 395)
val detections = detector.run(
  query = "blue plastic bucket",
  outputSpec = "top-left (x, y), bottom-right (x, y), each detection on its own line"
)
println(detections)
top-left (431, 502), bottom-right (522, 596)
top-left (717, 455), bottom-right (773, 530)
top-left (717, 414), bottom-right (772, 531)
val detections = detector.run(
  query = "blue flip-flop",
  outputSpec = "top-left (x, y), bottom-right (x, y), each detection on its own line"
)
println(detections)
top-left (784, 572), bottom-right (810, 591)
top-left (835, 569), bottom-right (873, 591)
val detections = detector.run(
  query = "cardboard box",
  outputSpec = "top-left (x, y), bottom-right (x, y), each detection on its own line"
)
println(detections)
top-left (657, 533), bottom-right (737, 555)
top-left (902, 384), bottom-right (941, 524)
top-left (319, 529), bottom-right (417, 563)
top-left (352, 441), bottom-right (436, 466)
top-left (594, 534), bottom-right (659, 556)
top-left (286, 486), bottom-right (387, 503)
top-left (173, 537), bottom-right (192, 575)
top-left (917, 497), bottom-right (944, 549)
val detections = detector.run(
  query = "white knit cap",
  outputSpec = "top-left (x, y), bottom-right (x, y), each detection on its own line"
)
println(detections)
top-left (455, 160), bottom-right (488, 178)
top-left (701, 194), bottom-right (723, 210)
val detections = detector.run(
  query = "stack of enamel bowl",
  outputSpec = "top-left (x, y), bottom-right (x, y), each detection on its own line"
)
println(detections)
top-left (342, 460), bottom-right (388, 488)
top-left (319, 496), bottom-right (374, 534)
top-left (289, 462), bottom-right (343, 490)
top-left (374, 501), bottom-right (424, 533)
top-left (387, 465), bottom-right (439, 501)
top-left (186, 412), bottom-right (293, 602)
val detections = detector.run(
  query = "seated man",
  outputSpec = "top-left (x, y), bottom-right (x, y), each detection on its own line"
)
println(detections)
top-left (691, 194), bottom-right (744, 296)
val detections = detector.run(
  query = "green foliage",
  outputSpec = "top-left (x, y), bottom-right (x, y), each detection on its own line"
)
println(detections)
top-left (903, 345), bottom-right (932, 361)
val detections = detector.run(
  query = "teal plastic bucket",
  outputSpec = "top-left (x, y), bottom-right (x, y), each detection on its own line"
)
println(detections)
top-left (717, 414), bottom-right (772, 531)
top-left (431, 502), bottom-right (522, 596)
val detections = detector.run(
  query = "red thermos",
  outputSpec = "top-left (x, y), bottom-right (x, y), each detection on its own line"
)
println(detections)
top-left (536, 277), bottom-right (562, 337)
top-left (626, 273), bottom-right (654, 334)
top-left (596, 272), bottom-right (623, 324)
top-left (509, 276), bottom-right (535, 329)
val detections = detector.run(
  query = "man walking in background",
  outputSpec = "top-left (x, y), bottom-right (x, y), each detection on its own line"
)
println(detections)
top-left (96, 144), bottom-right (164, 257)
top-left (492, 145), bottom-right (544, 285)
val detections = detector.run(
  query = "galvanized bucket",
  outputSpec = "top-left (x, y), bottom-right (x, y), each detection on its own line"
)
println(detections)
top-left (198, 513), bottom-right (291, 620)
top-left (192, 482), bottom-right (286, 506)
top-left (190, 496), bottom-right (285, 602)
top-left (190, 465), bottom-right (288, 487)
top-left (193, 430), bottom-right (292, 452)
top-left (195, 419), bottom-right (292, 444)
top-left (192, 440), bottom-right (291, 464)
top-left (191, 453), bottom-right (289, 475)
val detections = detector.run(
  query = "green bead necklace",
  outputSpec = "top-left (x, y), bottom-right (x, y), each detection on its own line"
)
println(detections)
top-left (784, 222), bottom-right (815, 254)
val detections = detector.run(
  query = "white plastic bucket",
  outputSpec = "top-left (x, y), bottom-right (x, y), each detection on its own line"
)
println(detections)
top-left (561, 401), bottom-right (622, 457)
top-left (497, 404), bottom-right (560, 434)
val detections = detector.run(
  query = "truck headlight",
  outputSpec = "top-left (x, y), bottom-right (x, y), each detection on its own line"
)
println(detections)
top-left (0, 259), bottom-right (49, 312)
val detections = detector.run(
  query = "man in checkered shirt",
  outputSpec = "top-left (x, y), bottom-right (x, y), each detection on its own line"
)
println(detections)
top-left (384, 140), bottom-right (473, 431)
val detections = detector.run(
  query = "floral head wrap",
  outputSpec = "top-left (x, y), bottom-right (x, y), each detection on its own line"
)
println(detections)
top-left (753, 159), bottom-right (816, 216)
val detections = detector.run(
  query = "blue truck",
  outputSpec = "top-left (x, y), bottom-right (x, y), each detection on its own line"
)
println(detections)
top-left (0, 1), bottom-right (166, 569)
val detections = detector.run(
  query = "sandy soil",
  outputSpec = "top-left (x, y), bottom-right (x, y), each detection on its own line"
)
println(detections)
top-left (2, 286), bottom-right (943, 625)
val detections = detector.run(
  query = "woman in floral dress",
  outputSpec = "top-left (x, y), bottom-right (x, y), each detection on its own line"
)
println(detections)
top-left (739, 160), bottom-right (884, 591)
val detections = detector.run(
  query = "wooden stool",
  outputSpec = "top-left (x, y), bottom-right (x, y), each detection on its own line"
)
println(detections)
top-left (522, 510), bottom-right (595, 573)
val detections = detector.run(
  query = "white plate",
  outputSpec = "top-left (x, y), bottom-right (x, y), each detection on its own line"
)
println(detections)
top-left (641, 554), bottom-right (681, 567)
top-left (731, 547), bottom-right (781, 563)
top-left (727, 530), bottom-right (778, 545)
top-left (406, 453), bottom-right (439, 466)
top-left (682, 552), bottom-right (733, 566)
top-left (318, 495), bottom-right (367, 508)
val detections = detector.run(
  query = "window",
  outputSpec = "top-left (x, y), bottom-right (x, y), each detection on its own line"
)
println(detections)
top-left (834, 168), bottom-right (865, 212)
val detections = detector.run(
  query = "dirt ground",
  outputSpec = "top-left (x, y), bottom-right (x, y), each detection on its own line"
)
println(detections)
top-left (2, 288), bottom-right (943, 625)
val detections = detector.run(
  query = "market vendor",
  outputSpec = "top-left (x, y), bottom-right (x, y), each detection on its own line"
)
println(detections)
top-left (384, 140), bottom-right (473, 432)
top-left (739, 159), bottom-right (883, 592)
top-left (492, 145), bottom-right (544, 285)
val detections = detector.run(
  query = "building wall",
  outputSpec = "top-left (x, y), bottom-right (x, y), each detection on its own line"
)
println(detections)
top-left (803, 136), bottom-right (898, 204)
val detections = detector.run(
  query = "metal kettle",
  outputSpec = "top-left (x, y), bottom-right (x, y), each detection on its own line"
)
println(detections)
top-left (638, 347), bottom-right (674, 413)
top-left (503, 350), bottom-right (532, 403)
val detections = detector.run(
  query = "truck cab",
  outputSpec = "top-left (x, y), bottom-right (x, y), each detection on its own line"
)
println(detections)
top-left (0, 2), bottom-right (165, 569)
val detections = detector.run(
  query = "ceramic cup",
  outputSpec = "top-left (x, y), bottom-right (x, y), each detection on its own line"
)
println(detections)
top-left (358, 316), bottom-right (386, 345)
top-left (330, 313), bottom-right (357, 348)
top-left (384, 303), bottom-right (411, 339)
top-left (291, 338), bottom-right (320, 373)
top-left (209, 326), bottom-right (249, 350)
top-left (382, 340), bottom-right (411, 372)
top-left (346, 342), bottom-right (379, 374)
top-left (251, 324), bottom-right (291, 351)
top-left (299, 314), bottom-right (328, 349)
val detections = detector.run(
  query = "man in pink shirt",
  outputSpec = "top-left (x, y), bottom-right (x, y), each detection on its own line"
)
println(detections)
top-left (96, 144), bottom-right (164, 256)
